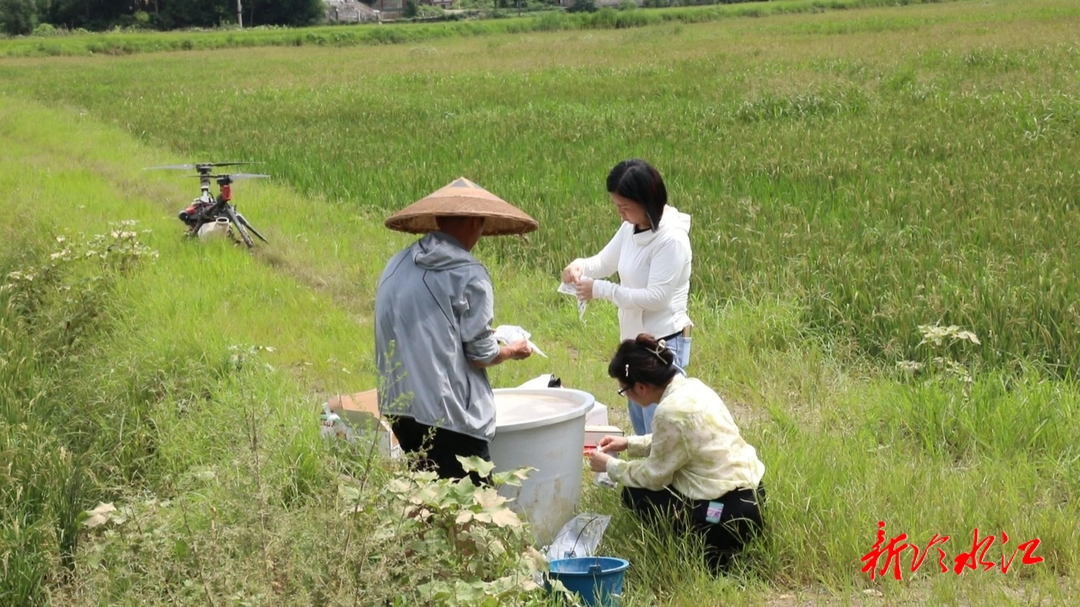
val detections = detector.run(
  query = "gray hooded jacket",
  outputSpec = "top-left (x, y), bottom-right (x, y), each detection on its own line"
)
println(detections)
top-left (374, 231), bottom-right (502, 441)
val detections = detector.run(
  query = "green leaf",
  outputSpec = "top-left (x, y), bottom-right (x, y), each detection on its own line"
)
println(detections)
top-left (458, 455), bottom-right (496, 477)
top-left (338, 484), bottom-right (361, 504)
top-left (173, 539), bottom-right (191, 559)
top-left (474, 487), bottom-right (508, 509)
top-left (487, 508), bottom-right (522, 528)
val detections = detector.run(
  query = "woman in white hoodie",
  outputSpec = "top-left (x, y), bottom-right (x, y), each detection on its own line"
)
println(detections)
top-left (562, 159), bottom-right (693, 436)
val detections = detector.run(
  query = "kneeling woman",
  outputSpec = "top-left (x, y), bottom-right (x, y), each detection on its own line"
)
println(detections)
top-left (587, 334), bottom-right (766, 572)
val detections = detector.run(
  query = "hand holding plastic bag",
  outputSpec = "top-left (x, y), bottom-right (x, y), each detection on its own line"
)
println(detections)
top-left (493, 325), bottom-right (547, 358)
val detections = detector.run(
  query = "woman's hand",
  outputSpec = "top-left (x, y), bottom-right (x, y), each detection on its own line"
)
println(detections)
top-left (561, 263), bottom-right (583, 284)
top-left (588, 451), bottom-right (611, 473)
top-left (598, 435), bottom-right (628, 453)
top-left (574, 277), bottom-right (595, 302)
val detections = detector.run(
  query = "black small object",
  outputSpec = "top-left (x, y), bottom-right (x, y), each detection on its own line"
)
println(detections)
top-left (548, 375), bottom-right (562, 388)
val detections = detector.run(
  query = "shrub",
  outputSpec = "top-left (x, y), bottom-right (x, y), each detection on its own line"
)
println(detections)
top-left (566, 0), bottom-right (597, 12)
top-left (31, 22), bottom-right (56, 36)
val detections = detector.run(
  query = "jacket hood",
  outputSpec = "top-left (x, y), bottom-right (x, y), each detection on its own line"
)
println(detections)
top-left (413, 231), bottom-right (481, 271)
top-left (631, 206), bottom-right (691, 246)
top-left (660, 206), bottom-right (692, 234)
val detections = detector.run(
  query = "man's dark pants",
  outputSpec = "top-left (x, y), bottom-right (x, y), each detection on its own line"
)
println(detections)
top-left (387, 415), bottom-right (491, 485)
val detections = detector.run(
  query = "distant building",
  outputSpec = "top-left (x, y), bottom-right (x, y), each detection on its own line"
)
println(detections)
top-left (325, 0), bottom-right (380, 22)
top-left (370, 0), bottom-right (404, 18)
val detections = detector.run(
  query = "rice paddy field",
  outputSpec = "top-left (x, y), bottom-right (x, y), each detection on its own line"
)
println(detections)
top-left (2, 0), bottom-right (1079, 604)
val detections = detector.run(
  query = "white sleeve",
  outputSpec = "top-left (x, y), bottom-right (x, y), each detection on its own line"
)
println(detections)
top-left (592, 237), bottom-right (688, 312)
top-left (573, 226), bottom-right (626, 280)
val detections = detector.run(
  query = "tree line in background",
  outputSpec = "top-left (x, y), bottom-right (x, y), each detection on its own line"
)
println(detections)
top-left (0, 0), bottom-right (757, 37)
top-left (0, 0), bottom-right (324, 34)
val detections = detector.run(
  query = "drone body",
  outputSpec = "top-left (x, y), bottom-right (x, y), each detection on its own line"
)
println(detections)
top-left (144, 161), bottom-right (269, 248)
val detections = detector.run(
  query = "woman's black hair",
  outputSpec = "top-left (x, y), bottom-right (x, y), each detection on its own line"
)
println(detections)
top-left (608, 333), bottom-right (679, 389)
top-left (606, 159), bottom-right (668, 232)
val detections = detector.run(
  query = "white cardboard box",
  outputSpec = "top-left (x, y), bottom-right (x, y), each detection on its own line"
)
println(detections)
top-left (584, 424), bottom-right (625, 448)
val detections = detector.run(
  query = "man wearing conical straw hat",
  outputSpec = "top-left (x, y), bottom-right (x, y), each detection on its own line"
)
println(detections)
top-left (375, 177), bottom-right (537, 482)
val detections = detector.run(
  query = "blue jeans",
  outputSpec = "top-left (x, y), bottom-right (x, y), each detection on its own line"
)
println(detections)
top-left (628, 333), bottom-right (692, 436)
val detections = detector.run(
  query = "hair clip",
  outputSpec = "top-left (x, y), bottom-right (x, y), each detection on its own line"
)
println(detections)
top-left (624, 363), bottom-right (630, 378)
top-left (649, 340), bottom-right (669, 363)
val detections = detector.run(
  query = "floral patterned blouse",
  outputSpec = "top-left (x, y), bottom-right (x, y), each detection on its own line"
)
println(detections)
top-left (605, 374), bottom-right (765, 500)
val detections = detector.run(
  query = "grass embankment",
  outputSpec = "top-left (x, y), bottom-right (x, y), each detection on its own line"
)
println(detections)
top-left (0, 0), bottom-right (962, 58)
top-left (2, 0), bottom-right (1080, 604)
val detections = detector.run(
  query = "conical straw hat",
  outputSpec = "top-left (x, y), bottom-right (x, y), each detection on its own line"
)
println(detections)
top-left (384, 177), bottom-right (539, 236)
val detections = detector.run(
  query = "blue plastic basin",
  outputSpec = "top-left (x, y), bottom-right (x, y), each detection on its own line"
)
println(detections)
top-left (547, 557), bottom-right (630, 606)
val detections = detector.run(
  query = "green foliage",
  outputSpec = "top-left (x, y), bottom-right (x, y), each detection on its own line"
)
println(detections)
top-left (0, 0), bottom-right (37, 35)
top-left (248, 0), bottom-right (325, 28)
top-left (418, 3), bottom-right (447, 17)
top-left (3, 222), bottom-right (158, 361)
top-left (1, 224), bottom-right (158, 606)
top-left (403, 0), bottom-right (420, 18)
top-left (338, 456), bottom-right (546, 605)
top-left (566, 0), bottom-right (597, 13)
top-left (31, 22), bottom-right (55, 35)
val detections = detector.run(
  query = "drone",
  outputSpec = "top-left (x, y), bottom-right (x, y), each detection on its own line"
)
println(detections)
top-left (144, 161), bottom-right (269, 248)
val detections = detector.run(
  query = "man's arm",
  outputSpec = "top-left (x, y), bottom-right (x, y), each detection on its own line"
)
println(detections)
top-left (471, 339), bottom-right (531, 369)
top-left (459, 276), bottom-right (531, 368)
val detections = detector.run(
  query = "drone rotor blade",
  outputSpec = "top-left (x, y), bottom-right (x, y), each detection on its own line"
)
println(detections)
top-left (143, 164), bottom-right (198, 171)
top-left (228, 173), bottom-right (271, 180)
top-left (210, 162), bottom-right (262, 168)
top-left (144, 161), bottom-right (260, 171)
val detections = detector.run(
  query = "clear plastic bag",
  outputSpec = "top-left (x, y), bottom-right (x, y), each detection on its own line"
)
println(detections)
top-left (545, 513), bottom-right (612, 560)
top-left (493, 324), bottom-right (547, 358)
top-left (558, 281), bottom-right (588, 323)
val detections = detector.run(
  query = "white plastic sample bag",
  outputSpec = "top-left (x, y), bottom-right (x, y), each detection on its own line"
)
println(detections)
top-left (493, 325), bottom-right (547, 358)
top-left (558, 281), bottom-right (588, 323)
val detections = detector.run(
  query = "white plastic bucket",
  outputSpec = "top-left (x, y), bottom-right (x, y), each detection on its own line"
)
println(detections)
top-left (490, 388), bottom-right (595, 545)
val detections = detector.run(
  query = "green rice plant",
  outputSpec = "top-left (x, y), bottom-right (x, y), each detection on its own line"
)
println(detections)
top-left (4, 0), bottom-right (1076, 372)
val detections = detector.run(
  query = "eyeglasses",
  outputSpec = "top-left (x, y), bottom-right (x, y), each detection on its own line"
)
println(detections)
top-left (617, 384), bottom-right (631, 397)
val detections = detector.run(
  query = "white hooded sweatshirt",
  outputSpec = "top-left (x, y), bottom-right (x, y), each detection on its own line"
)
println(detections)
top-left (574, 206), bottom-right (693, 341)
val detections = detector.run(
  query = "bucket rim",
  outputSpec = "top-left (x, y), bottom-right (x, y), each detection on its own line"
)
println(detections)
top-left (493, 388), bottom-right (596, 432)
top-left (548, 556), bottom-right (631, 575)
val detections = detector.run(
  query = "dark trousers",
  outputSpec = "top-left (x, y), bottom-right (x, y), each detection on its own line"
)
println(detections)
top-left (386, 415), bottom-right (491, 484)
top-left (622, 483), bottom-right (766, 573)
